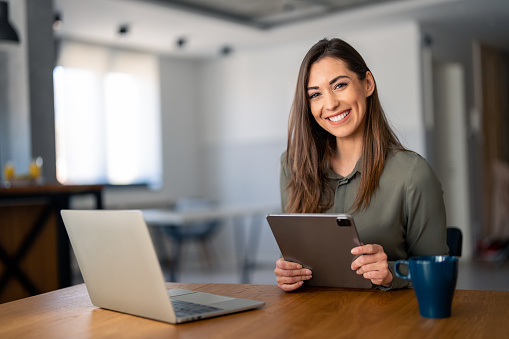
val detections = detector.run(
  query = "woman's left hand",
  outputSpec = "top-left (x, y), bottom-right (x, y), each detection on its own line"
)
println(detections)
top-left (350, 244), bottom-right (393, 287)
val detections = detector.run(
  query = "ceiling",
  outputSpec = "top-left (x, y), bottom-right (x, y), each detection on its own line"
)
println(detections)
top-left (52, 0), bottom-right (509, 58)
top-left (142, 0), bottom-right (406, 29)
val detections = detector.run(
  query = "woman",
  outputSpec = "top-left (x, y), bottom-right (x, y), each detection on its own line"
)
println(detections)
top-left (275, 38), bottom-right (448, 291)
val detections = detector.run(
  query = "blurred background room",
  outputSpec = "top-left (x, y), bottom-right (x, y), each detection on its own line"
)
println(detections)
top-left (0, 0), bottom-right (508, 303)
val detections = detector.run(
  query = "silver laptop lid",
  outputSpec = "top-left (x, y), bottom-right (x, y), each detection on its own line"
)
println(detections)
top-left (61, 210), bottom-right (176, 323)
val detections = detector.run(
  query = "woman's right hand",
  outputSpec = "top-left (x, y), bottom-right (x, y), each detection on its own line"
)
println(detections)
top-left (274, 258), bottom-right (312, 291)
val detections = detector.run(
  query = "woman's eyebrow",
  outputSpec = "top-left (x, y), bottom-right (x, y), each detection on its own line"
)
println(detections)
top-left (329, 75), bottom-right (349, 85)
top-left (307, 75), bottom-right (349, 91)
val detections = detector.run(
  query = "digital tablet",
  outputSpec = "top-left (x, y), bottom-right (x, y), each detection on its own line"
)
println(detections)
top-left (267, 214), bottom-right (372, 289)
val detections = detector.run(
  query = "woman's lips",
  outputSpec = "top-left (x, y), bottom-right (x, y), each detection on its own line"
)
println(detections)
top-left (327, 110), bottom-right (351, 123)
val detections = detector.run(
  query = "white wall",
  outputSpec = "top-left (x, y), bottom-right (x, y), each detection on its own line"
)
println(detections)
top-left (159, 57), bottom-right (204, 199)
top-left (198, 42), bottom-right (306, 205)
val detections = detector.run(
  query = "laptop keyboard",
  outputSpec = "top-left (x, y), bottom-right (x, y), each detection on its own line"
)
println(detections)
top-left (171, 299), bottom-right (222, 317)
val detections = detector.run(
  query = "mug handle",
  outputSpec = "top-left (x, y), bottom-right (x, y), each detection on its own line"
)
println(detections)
top-left (394, 260), bottom-right (411, 280)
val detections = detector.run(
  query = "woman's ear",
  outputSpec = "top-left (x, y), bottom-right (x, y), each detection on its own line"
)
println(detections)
top-left (365, 71), bottom-right (375, 97)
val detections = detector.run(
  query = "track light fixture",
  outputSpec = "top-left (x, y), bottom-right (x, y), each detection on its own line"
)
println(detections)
top-left (53, 12), bottom-right (63, 31)
top-left (0, 1), bottom-right (20, 43)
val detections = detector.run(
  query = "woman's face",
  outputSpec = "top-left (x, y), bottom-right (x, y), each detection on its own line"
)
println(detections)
top-left (307, 56), bottom-right (374, 143)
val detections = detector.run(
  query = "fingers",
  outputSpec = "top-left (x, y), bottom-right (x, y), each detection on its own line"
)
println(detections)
top-left (350, 244), bottom-right (393, 286)
top-left (275, 258), bottom-right (311, 278)
top-left (354, 261), bottom-right (388, 277)
top-left (274, 258), bottom-right (312, 291)
top-left (351, 244), bottom-right (382, 256)
top-left (276, 258), bottom-right (302, 270)
top-left (274, 263), bottom-right (312, 281)
top-left (360, 268), bottom-right (393, 286)
top-left (351, 247), bottom-right (387, 270)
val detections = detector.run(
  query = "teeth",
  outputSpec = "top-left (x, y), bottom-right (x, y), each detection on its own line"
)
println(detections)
top-left (329, 110), bottom-right (350, 122)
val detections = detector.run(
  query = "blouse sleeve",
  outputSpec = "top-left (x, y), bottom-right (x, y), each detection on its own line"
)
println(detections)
top-left (404, 155), bottom-right (449, 257)
top-left (385, 154), bottom-right (449, 290)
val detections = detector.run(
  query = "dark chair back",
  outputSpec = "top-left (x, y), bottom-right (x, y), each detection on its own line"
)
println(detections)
top-left (447, 227), bottom-right (463, 257)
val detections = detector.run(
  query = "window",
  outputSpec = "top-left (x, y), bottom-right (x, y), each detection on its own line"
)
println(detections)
top-left (53, 41), bottom-right (162, 188)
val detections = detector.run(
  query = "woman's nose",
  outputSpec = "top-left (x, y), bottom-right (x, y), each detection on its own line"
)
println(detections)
top-left (324, 92), bottom-right (339, 111)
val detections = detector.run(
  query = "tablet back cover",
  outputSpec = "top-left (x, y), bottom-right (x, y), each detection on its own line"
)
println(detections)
top-left (267, 214), bottom-right (372, 289)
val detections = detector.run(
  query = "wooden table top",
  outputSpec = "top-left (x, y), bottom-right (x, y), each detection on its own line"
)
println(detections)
top-left (0, 184), bottom-right (103, 196)
top-left (0, 283), bottom-right (508, 338)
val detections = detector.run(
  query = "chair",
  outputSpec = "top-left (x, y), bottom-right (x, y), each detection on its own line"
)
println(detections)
top-left (447, 227), bottom-right (463, 257)
top-left (163, 197), bottom-right (221, 281)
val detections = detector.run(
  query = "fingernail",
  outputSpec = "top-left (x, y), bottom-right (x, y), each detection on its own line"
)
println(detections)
top-left (305, 270), bottom-right (311, 275)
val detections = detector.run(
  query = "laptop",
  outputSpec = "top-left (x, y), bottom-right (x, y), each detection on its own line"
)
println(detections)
top-left (267, 213), bottom-right (372, 289)
top-left (61, 209), bottom-right (264, 324)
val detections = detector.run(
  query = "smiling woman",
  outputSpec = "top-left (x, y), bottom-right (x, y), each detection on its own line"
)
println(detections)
top-left (274, 38), bottom-right (449, 292)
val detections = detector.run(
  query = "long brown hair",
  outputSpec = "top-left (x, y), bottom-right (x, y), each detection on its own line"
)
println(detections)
top-left (285, 38), bottom-right (405, 213)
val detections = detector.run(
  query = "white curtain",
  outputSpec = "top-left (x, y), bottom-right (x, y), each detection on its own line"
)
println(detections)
top-left (54, 40), bottom-right (162, 188)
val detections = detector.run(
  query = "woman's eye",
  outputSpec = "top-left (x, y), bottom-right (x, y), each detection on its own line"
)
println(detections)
top-left (308, 92), bottom-right (319, 99)
top-left (335, 82), bottom-right (347, 89)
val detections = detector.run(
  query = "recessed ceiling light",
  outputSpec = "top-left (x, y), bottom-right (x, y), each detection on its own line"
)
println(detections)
top-left (118, 24), bottom-right (129, 36)
top-left (220, 45), bottom-right (232, 56)
top-left (176, 37), bottom-right (186, 48)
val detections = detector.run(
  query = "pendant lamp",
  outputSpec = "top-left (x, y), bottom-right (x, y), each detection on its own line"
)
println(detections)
top-left (0, 1), bottom-right (20, 43)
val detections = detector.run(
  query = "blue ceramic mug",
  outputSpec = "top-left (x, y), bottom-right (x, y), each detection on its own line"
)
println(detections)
top-left (394, 255), bottom-right (458, 318)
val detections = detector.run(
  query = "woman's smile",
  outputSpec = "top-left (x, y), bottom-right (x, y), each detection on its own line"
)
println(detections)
top-left (327, 109), bottom-right (351, 123)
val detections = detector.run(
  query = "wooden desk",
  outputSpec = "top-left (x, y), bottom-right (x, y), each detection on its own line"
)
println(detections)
top-left (0, 283), bottom-right (508, 338)
top-left (0, 184), bottom-right (103, 302)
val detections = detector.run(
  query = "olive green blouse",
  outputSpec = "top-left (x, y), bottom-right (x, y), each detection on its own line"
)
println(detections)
top-left (280, 150), bottom-right (449, 290)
